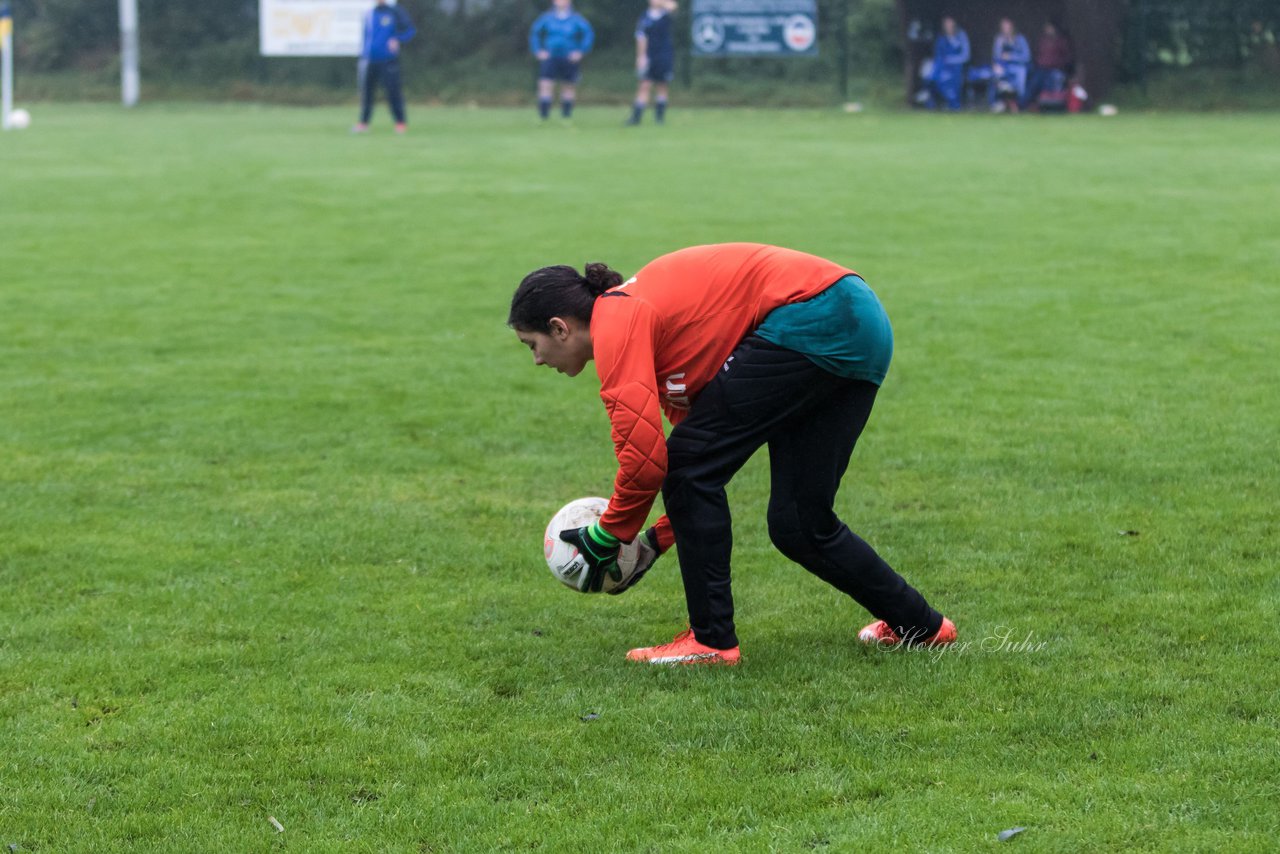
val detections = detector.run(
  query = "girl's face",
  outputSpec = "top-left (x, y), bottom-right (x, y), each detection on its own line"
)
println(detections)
top-left (516, 318), bottom-right (593, 377)
top-left (1001, 19), bottom-right (1014, 37)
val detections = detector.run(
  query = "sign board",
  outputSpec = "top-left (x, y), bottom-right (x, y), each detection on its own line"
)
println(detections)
top-left (691, 0), bottom-right (818, 57)
top-left (260, 0), bottom-right (369, 57)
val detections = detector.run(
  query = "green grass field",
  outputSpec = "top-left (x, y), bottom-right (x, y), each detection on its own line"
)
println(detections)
top-left (2, 104), bottom-right (1279, 852)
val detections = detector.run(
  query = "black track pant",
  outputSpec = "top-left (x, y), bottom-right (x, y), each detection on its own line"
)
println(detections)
top-left (359, 58), bottom-right (406, 124)
top-left (662, 336), bottom-right (943, 650)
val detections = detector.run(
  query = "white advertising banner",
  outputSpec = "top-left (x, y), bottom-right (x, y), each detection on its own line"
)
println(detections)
top-left (260, 0), bottom-right (369, 57)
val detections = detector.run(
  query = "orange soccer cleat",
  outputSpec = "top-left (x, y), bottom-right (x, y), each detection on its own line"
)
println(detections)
top-left (858, 617), bottom-right (957, 648)
top-left (626, 628), bottom-right (741, 666)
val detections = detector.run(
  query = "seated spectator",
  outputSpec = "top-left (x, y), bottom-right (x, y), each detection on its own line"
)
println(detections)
top-left (929, 15), bottom-right (970, 111)
top-left (1247, 19), bottom-right (1280, 75)
top-left (1023, 20), bottom-right (1073, 111)
top-left (990, 17), bottom-right (1030, 112)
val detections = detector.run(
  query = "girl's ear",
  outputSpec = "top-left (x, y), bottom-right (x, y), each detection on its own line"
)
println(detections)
top-left (547, 317), bottom-right (569, 339)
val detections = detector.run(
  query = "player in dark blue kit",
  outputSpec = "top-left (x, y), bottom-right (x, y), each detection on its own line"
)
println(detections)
top-left (929, 15), bottom-right (970, 111)
top-left (353, 0), bottom-right (416, 133)
top-left (627, 0), bottom-right (678, 126)
top-left (529, 0), bottom-right (595, 120)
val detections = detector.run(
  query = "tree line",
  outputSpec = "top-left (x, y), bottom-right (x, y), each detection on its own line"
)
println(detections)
top-left (6, 0), bottom-right (1277, 96)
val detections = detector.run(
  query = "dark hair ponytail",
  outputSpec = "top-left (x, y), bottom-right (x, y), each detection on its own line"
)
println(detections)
top-left (507, 262), bottom-right (624, 333)
top-left (582, 262), bottom-right (623, 296)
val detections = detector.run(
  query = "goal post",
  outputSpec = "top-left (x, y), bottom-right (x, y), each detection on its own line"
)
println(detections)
top-left (120, 0), bottom-right (139, 106)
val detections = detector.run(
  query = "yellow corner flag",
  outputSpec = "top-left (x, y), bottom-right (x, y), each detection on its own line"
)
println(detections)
top-left (2, 1), bottom-right (13, 130)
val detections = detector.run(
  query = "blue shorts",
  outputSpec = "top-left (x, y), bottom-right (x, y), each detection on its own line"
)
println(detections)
top-left (538, 56), bottom-right (582, 83)
top-left (643, 57), bottom-right (674, 83)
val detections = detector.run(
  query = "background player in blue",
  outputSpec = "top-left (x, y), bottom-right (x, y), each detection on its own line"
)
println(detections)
top-left (353, 0), bottom-right (416, 133)
top-left (529, 0), bottom-right (595, 120)
top-left (627, 0), bottom-right (678, 126)
top-left (929, 15), bottom-right (970, 111)
top-left (990, 17), bottom-right (1030, 111)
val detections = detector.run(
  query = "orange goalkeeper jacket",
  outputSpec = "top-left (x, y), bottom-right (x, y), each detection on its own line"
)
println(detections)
top-left (591, 243), bottom-right (855, 544)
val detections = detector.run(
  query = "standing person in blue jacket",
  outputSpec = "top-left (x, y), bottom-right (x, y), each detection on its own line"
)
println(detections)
top-left (627, 0), bottom-right (678, 126)
top-left (353, 0), bottom-right (416, 133)
top-left (529, 0), bottom-right (595, 120)
top-left (989, 17), bottom-right (1030, 111)
top-left (929, 15), bottom-right (970, 111)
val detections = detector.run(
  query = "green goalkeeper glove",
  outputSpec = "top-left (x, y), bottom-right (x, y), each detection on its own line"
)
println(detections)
top-left (559, 522), bottom-right (621, 593)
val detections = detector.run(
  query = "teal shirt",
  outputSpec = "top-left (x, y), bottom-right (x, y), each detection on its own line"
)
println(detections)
top-left (754, 275), bottom-right (893, 385)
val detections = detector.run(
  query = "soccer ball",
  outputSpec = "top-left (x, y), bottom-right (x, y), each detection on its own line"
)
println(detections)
top-left (543, 497), bottom-right (662, 594)
top-left (6, 109), bottom-right (31, 130)
top-left (544, 496), bottom-right (613, 592)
